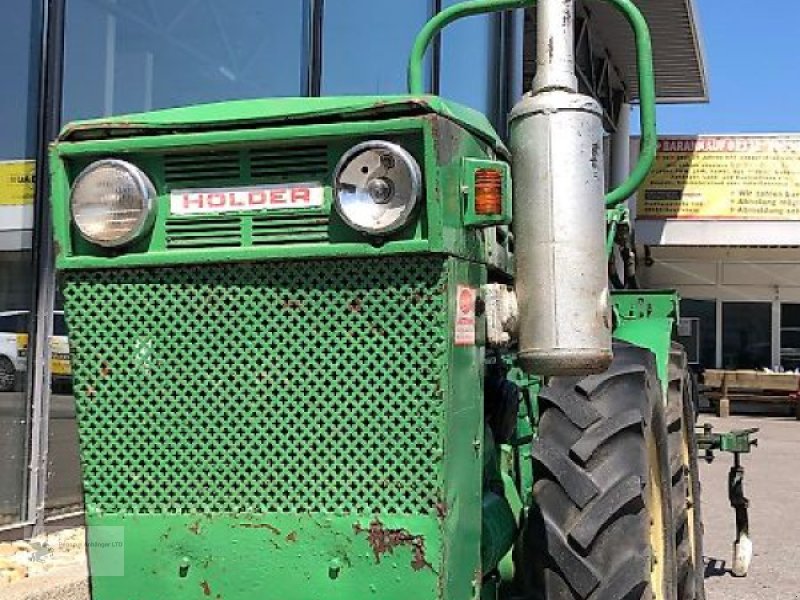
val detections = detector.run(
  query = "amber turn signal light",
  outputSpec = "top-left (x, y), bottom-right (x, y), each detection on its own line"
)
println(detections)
top-left (474, 168), bottom-right (503, 215)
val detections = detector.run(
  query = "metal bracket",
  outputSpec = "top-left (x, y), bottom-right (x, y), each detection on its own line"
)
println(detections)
top-left (697, 425), bottom-right (759, 577)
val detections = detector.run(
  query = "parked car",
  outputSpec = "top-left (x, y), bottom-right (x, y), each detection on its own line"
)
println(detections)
top-left (0, 311), bottom-right (29, 392)
top-left (50, 311), bottom-right (72, 390)
top-left (0, 310), bottom-right (72, 392)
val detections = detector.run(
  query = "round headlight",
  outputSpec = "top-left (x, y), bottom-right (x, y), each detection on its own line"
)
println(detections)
top-left (333, 141), bottom-right (422, 235)
top-left (70, 159), bottom-right (156, 247)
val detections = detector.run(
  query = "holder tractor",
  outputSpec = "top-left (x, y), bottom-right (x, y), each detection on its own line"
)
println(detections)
top-left (49, 0), bottom-right (753, 598)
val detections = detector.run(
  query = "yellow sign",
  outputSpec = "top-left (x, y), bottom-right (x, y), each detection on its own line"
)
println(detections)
top-left (49, 337), bottom-right (72, 376)
top-left (638, 136), bottom-right (800, 220)
top-left (14, 334), bottom-right (72, 375)
top-left (0, 160), bottom-right (36, 206)
top-left (16, 334), bottom-right (28, 357)
top-left (50, 356), bottom-right (72, 376)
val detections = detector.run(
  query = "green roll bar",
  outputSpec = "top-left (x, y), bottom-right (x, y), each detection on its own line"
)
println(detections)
top-left (407, 0), bottom-right (657, 208)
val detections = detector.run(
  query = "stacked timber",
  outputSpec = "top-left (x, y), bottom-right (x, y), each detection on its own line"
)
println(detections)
top-left (703, 369), bottom-right (800, 418)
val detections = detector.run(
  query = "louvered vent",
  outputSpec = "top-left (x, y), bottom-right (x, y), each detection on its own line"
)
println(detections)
top-left (165, 216), bottom-right (241, 248)
top-left (251, 214), bottom-right (329, 246)
top-left (164, 151), bottom-right (241, 186)
top-left (250, 145), bottom-right (328, 181)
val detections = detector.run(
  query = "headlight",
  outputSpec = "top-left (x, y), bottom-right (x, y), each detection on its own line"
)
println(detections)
top-left (333, 141), bottom-right (422, 235)
top-left (70, 159), bottom-right (156, 247)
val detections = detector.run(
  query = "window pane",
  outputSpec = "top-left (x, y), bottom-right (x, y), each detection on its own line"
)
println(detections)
top-left (63, 0), bottom-right (309, 121)
top-left (0, 0), bottom-right (40, 527)
top-left (780, 303), bottom-right (800, 371)
top-left (53, 312), bottom-right (67, 337)
top-left (440, 2), bottom-right (497, 118)
top-left (680, 299), bottom-right (716, 368)
top-left (0, 10), bottom-right (39, 159)
top-left (722, 302), bottom-right (772, 370)
top-left (322, 0), bottom-right (431, 95)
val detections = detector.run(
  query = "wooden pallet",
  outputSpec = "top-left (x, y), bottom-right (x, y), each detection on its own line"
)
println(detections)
top-left (702, 369), bottom-right (800, 418)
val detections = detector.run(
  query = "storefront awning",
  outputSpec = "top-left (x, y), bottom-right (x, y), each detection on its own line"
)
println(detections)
top-left (584, 0), bottom-right (708, 103)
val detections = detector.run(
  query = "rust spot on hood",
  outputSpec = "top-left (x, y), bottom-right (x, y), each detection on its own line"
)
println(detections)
top-left (353, 519), bottom-right (432, 571)
top-left (237, 522), bottom-right (281, 535)
top-left (347, 298), bottom-right (363, 313)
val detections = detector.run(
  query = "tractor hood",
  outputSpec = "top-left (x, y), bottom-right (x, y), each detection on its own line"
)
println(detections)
top-left (58, 95), bottom-right (507, 156)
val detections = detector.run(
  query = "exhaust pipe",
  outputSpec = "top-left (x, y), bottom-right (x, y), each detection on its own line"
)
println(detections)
top-left (509, 0), bottom-right (612, 375)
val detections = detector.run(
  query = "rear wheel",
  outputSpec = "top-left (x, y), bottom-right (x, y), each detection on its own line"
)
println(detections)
top-left (667, 344), bottom-right (705, 600)
top-left (518, 341), bottom-right (676, 599)
top-left (0, 356), bottom-right (16, 392)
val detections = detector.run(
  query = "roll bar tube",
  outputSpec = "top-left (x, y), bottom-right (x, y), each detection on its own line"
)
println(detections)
top-left (407, 0), bottom-right (657, 208)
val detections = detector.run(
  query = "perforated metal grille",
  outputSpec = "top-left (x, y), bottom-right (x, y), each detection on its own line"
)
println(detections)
top-left (62, 256), bottom-right (449, 515)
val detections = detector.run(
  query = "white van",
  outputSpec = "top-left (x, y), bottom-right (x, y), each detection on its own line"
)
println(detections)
top-left (0, 310), bottom-right (71, 392)
top-left (0, 310), bottom-right (29, 392)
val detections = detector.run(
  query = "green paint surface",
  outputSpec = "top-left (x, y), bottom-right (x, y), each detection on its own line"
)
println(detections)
top-left (612, 290), bottom-right (679, 396)
top-left (63, 254), bottom-right (486, 600)
top-left (51, 112), bottom-right (507, 275)
top-left (57, 94), bottom-right (505, 156)
top-left (86, 513), bottom-right (442, 600)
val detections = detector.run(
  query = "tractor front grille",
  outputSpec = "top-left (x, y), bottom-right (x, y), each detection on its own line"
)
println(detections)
top-left (63, 256), bottom-right (449, 515)
top-left (164, 213), bottom-right (331, 248)
top-left (164, 215), bottom-right (242, 248)
top-left (160, 144), bottom-right (333, 249)
top-left (162, 145), bottom-right (329, 187)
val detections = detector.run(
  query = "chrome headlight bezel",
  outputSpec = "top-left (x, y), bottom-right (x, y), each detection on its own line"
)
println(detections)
top-left (333, 140), bottom-right (422, 235)
top-left (69, 158), bottom-right (156, 248)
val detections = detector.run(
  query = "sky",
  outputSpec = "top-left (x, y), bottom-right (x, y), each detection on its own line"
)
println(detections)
top-left (642, 0), bottom-right (800, 135)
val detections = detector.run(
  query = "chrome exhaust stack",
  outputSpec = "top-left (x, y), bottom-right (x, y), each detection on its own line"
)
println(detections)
top-left (509, 0), bottom-right (612, 375)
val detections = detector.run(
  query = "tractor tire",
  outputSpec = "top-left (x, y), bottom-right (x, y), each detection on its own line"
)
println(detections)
top-left (0, 356), bottom-right (16, 392)
top-left (519, 341), bottom-right (676, 600)
top-left (667, 344), bottom-right (705, 600)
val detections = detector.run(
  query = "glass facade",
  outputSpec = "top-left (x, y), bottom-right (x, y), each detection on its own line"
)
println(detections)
top-left (63, 0), bottom-right (311, 121)
top-left (440, 1), bottom-right (498, 117)
top-left (62, 0), bottom-right (514, 122)
top-left (722, 302), bottom-right (772, 370)
top-left (0, 0), bottom-right (42, 527)
top-left (0, 0), bottom-right (522, 532)
top-left (780, 303), bottom-right (800, 371)
top-left (321, 0), bottom-right (433, 96)
top-left (679, 299), bottom-right (717, 369)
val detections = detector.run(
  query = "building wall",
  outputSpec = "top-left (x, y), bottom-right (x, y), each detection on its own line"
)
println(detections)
top-left (641, 247), bottom-right (800, 370)
top-left (632, 133), bottom-right (800, 372)
top-left (0, 0), bottom-right (42, 530)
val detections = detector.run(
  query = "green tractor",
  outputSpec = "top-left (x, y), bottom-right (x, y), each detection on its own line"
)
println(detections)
top-left (50, 0), bottom-right (709, 599)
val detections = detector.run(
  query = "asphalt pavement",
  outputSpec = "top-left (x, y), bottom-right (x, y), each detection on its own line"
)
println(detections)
top-left (699, 414), bottom-right (800, 600)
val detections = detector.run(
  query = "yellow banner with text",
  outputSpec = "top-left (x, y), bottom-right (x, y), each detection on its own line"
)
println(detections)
top-left (0, 160), bottom-right (36, 206)
top-left (637, 136), bottom-right (800, 220)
